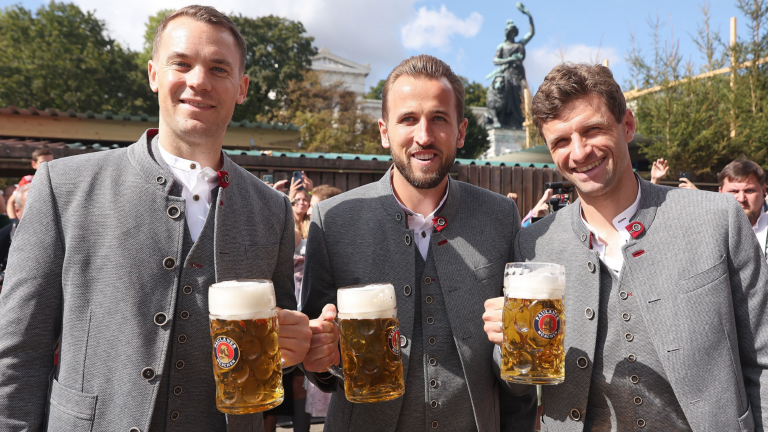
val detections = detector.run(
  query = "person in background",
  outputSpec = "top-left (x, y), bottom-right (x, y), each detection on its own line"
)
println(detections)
top-left (521, 188), bottom-right (553, 227)
top-left (718, 159), bottom-right (768, 262)
top-left (6, 149), bottom-right (53, 219)
top-left (0, 182), bottom-right (30, 291)
top-left (649, 158), bottom-right (669, 185)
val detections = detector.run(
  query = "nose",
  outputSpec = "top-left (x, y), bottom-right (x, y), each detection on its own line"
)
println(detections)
top-left (736, 192), bottom-right (748, 203)
top-left (569, 134), bottom-right (591, 163)
top-left (186, 66), bottom-right (211, 92)
top-left (413, 117), bottom-right (434, 147)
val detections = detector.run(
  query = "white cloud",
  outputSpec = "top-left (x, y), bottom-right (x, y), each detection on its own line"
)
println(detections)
top-left (524, 43), bottom-right (621, 92)
top-left (401, 5), bottom-right (482, 51)
top-left (72, 0), bottom-right (417, 88)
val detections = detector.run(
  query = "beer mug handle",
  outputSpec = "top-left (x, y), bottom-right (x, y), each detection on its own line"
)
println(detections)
top-left (326, 319), bottom-right (345, 381)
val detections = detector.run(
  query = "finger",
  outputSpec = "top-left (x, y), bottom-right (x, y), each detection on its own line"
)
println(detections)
top-left (320, 303), bottom-right (337, 322)
top-left (484, 297), bottom-right (505, 311)
top-left (309, 320), bottom-right (336, 335)
top-left (278, 309), bottom-right (309, 326)
top-left (310, 331), bottom-right (337, 346)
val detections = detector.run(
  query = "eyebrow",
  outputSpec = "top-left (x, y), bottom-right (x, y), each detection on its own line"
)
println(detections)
top-left (165, 51), bottom-right (234, 69)
top-left (546, 117), bottom-right (610, 147)
top-left (395, 108), bottom-right (453, 120)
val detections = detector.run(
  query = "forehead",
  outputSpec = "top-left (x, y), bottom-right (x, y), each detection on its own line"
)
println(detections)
top-left (722, 174), bottom-right (762, 189)
top-left (158, 16), bottom-right (240, 59)
top-left (542, 96), bottom-right (614, 137)
top-left (387, 76), bottom-right (456, 116)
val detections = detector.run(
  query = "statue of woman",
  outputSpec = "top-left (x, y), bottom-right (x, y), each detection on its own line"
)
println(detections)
top-left (485, 2), bottom-right (534, 130)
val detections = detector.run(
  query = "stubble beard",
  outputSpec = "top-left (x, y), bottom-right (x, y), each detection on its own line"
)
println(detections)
top-left (390, 136), bottom-right (457, 190)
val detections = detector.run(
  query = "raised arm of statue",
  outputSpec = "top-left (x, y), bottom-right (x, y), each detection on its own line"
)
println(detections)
top-left (516, 2), bottom-right (535, 45)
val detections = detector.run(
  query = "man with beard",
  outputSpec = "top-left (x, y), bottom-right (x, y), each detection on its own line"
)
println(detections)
top-left (299, 55), bottom-right (537, 432)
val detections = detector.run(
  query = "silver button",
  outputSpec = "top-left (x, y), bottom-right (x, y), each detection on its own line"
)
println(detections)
top-left (404, 285), bottom-right (412, 296)
top-left (178, 334), bottom-right (187, 344)
top-left (634, 396), bottom-right (643, 405)
top-left (637, 419), bottom-right (646, 428)
top-left (622, 312), bottom-right (631, 321)
top-left (427, 317), bottom-right (434, 325)
top-left (570, 408), bottom-right (581, 421)
top-left (183, 285), bottom-right (193, 294)
top-left (400, 335), bottom-right (408, 348)
top-left (174, 386), bottom-right (183, 395)
top-left (429, 358), bottom-right (436, 366)
top-left (585, 307), bottom-right (595, 320)
top-left (163, 257), bottom-right (176, 270)
top-left (430, 379), bottom-right (438, 388)
top-left (620, 291), bottom-right (628, 300)
top-left (156, 176), bottom-right (165, 185)
top-left (424, 277), bottom-right (432, 285)
top-left (129, 428), bottom-right (141, 432)
top-left (587, 261), bottom-right (596, 273)
top-left (180, 310), bottom-right (189, 320)
top-left (576, 357), bottom-right (589, 369)
top-left (625, 333), bottom-right (634, 342)
top-left (431, 421), bottom-right (438, 429)
top-left (141, 367), bottom-right (155, 380)
top-left (396, 213), bottom-right (402, 221)
top-left (431, 400), bottom-right (438, 408)
top-left (429, 337), bottom-right (436, 345)
top-left (627, 354), bottom-right (637, 363)
top-left (405, 234), bottom-right (412, 246)
top-left (426, 296), bottom-right (433, 304)
top-left (630, 375), bottom-right (639, 384)
top-left (170, 411), bottom-right (180, 421)
top-left (167, 205), bottom-right (180, 219)
top-left (153, 312), bottom-right (168, 326)
top-left (581, 233), bottom-right (587, 241)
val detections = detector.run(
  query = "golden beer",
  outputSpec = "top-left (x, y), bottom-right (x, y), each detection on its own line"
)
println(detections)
top-left (336, 284), bottom-right (405, 403)
top-left (501, 263), bottom-right (566, 385)
top-left (209, 280), bottom-right (284, 413)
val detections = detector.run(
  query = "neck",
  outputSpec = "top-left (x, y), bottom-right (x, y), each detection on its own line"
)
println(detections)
top-left (391, 169), bottom-right (448, 216)
top-left (580, 170), bottom-right (639, 233)
top-left (158, 122), bottom-right (224, 171)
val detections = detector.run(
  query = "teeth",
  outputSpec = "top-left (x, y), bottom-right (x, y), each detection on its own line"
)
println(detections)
top-left (413, 153), bottom-right (434, 161)
top-left (575, 159), bottom-right (603, 173)
top-left (183, 101), bottom-right (213, 108)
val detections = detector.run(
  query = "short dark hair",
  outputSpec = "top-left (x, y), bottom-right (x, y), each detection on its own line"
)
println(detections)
top-left (532, 63), bottom-right (626, 140)
top-left (381, 55), bottom-right (465, 123)
top-left (311, 185), bottom-right (342, 202)
top-left (31, 148), bottom-right (53, 162)
top-left (718, 159), bottom-right (766, 187)
top-left (152, 5), bottom-right (247, 72)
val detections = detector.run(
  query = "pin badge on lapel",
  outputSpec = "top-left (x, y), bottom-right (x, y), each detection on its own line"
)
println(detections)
top-left (626, 222), bottom-right (644, 239)
top-left (218, 171), bottom-right (230, 188)
top-left (432, 216), bottom-right (447, 232)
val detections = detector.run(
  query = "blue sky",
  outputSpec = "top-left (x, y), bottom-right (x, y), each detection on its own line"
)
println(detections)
top-left (0, 0), bottom-right (750, 93)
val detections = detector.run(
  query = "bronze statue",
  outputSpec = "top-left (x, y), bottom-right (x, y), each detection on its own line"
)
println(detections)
top-left (485, 2), bottom-right (534, 130)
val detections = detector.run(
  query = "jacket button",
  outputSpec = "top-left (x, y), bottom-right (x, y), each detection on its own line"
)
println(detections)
top-left (430, 379), bottom-right (438, 388)
top-left (576, 357), bottom-right (589, 369)
top-left (178, 334), bottom-right (187, 344)
top-left (405, 234), bottom-right (412, 246)
top-left (129, 428), bottom-right (141, 432)
top-left (634, 396), bottom-right (643, 405)
top-left (428, 337), bottom-right (436, 345)
top-left (625, 333), bottom-right (634, 342)
top-left (580, 233), bottom-right (587, 241)
top-left (429, 358), bottom-right (436, 366)
top-left (637, 419), bottom-right (646, 428)
top-left (570, 408), bottom-right (581, 421)
top-left (431, 400), bottom-right (438, 408)
top-left (620, 291), bottom-right (628, 300)
top-left (584, 307), bottom-right (595, 320)
top-left (630, 375), bottom-right (639, 384)
top-left (404, 285), bottom-right (412, 296)
top-left (174, 386), bottom-right (183, 396)
top-left (183, 285), bottom-right (193, 294)
top-left (167, 205), bottom-right (181, 219)
top-left (156, 176), bottom-right (165, 185)
top-left (622, 312), bottom-right (631, 321)
top-left (587, 261), bottom-right (596, 273)
top-left (176, 360), bottom-right (185, 370)
top-left (153, 312), bottom-right (168, 326)
top-left (400, 335), bottom-right (408, 348)
top-left (431, 421), bottom-right (438, 429)
top-left (170, 411), bottom-right (180, 421)
top-left (163, 257), bottom-right (176, 270)
top-left (180, 310), bottom-right (190, 320)
top-left (627, 354), bottom-right (637, 363)
top-left (141, 367), bottom-right (155, 380)
top-left (396, 213), bottom-right (402, 221)
top-left (424, 277), bottom-right (432, 285)
top-left (427, 317), bottom-right (434, 325)
top-left (425, 296), bottom-right (433, 304)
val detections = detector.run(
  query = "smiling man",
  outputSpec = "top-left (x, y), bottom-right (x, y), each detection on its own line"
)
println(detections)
top-left (483, 63), bottom-right (768, 431)
top-left (299, 55), bottom-right (536, 432)
top-left (0, 6), bottom-right (311, 432)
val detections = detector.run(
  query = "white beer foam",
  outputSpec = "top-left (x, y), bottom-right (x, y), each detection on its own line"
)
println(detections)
top-left (504, 272), bottom-right (564, 300)
top-left (209, 280), bottom-right (276, 318)
top-left (337, 283), bottom-right (397, 317)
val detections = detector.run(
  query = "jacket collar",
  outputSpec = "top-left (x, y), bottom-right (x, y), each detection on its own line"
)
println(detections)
top-left (376, 165), bottom-right (461, 231)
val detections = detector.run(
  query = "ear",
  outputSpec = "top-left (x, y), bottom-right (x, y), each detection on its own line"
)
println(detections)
top-left (237, 74), bottom-right (250, 104)
top-left (379, 119), bottom-right (390, 149)
top-left (148, 59), bottom-right (159, 93)
top-left (456, 118), bottom-right (468, 149)
top-left (622, 109), bottom-right (636, 143)
top-left (719, 187), bottom-right (724, 193)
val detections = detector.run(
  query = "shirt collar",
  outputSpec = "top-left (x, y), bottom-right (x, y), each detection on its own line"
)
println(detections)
top-left (580, 179), bottom-right (642, 246)
top-left (753, 211), bottom-right (768, 232)
top-left (391, 180), bottom-right (450, 225)
top-left (157, 142), bottom-right (204, 172)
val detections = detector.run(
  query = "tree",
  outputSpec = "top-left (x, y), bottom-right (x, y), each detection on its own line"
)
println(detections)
top-left (460, 76), bottom-right (488, 108)
top-left (0, 2), bottom-right (155, 114)
top-left (458, 107), bottom-right (490, 159)
top-left (137, 9), bottom-right (173, 68)
top-left (366, 79), bottom-right (385, 100)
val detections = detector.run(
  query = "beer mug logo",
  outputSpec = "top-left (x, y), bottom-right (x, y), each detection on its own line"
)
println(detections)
top-left (214, 336), bottom-right (240, 369)
top-left (389, 326), bottom-right (401, 355)
top-left (534, 309), bottom-right (560, 339)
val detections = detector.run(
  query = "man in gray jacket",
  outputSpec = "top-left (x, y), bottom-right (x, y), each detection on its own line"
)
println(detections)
top-left (301, 55), bottom-right (536, 431)
top-left (0, 6), bottom-right (310, 432)
top-left (484, 63), bottom-right (768, 431)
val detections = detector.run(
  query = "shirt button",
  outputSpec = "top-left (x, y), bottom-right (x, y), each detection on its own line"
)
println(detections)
top-left (183, 285), bottom-right (193, 294)
top-left (163, 257), bottom-right (176, 270)
top-left (176, 360), bottom-right (185, 370)
top-left (193, 194), bottom-right (200, 202)
top-left (178, 334), bottom-right (187, 344)
top-left (141, 367), bottom-right (156, 380)
top-left (170, 411), bottom-right (180, 421)
top-left (421, 231), bottom-right (426, 238)
top-left (429, 358), bottom-right (437, 366)
top-left (180, 311), bottom-right (190, 320)
top-left (425, 296), bottom-right (433, 304)
top-left (190, 163), bottom-right (196, 169)
top-left (427, 317), bottom-right (434, 325)
top-left (424, 277), bottom-right (432, 285)
top-left (430, 379), bottom-right (438, 388)
top-left (630, 375), bottom-right (639, 384)
top-left (431, 421), bottom-right (438, 429)
top-left (174, 386), bottom-right (183, 396)
top-left (153, 312), bottom-right (167, 326)
top-left (429, 337), bottom-right (436, 345)
top-left (431, 400), bottom-right (438, 408)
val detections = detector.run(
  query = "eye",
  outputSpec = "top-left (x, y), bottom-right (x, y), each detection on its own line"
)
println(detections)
top-left (401, 116), bottom-right (416, 123)
top-left (434, 115), bottom-right (447, 122)
top-left (173, 61), bottom-right (190, 68)
top-left (213, 67), bottom-right (227, 73)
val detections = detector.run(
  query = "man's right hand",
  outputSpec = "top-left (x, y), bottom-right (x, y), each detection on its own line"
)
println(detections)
top-left (304, 303), bottom-right (340, 373)
top-left (483, 297), bottom-right (505, 347)
top-left (679, 178), bottom-right (699, 190)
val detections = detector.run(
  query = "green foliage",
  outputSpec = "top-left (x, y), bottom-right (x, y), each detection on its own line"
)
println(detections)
top-left (137, 9), bottom-right (173, 67)
top-left (0, 1), bottom-right (156, 114)
top-left (366, 79), bottom-right (385, 100)
top-left (458, 107), bottom-right (489, 159)
top-left (231, 15), bottom-right (317, 122)
top-left (464, 80), bottom-right (488, 108)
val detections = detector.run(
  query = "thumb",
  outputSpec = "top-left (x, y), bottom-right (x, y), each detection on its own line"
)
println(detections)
top-left (321, 303), bottom-right (337, 322)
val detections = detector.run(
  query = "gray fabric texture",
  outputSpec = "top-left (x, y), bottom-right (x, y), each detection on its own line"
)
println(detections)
top-left (0, 129), bottom-right (296, 432)
top-left (515, 178), bottom-right (768, 432)
top-left (300, 168), bottom-right (537, 432)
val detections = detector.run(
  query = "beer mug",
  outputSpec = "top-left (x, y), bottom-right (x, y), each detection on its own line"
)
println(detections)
top-left (208, 280), bottom-right (284, 414)
top-left (501, 263), bottom-right (565, 385)
top-left (330, 283), bottom-right (405, 403)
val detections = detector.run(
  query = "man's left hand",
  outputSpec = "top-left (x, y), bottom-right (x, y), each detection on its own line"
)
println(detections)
top-left (277, 309), bottom-right (312, 368)
top-left (483, 297), bottom-right (505, 346)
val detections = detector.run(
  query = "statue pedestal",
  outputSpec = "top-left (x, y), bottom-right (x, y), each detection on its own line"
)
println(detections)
top-left (483, 128), bottom-right (527, 158)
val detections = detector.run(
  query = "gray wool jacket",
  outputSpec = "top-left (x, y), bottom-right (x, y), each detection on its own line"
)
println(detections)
top-left (300, 169), bottom-right (537, 432)
top-left (515, 178), bottom-right (768, 432)
top-left (0, 129), bottom-right (296, 432)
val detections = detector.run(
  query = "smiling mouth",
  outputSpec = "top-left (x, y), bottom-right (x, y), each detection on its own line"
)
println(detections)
top-left (181, 100), bottom-right (214, 108)
top-left (574, 158), bottom-right (604, 173)
top-left (412, 153), bottom-right (436, 162)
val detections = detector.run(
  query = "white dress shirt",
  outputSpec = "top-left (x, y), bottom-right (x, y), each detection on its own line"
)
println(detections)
top-left (158, 144), bottom-right (219, 241)
top-left (581, 180), bottom-right (642, 274)
top-left (752, 212), bottom-right (768, 262)
top-left (393, 182), bottom-right (450, 261)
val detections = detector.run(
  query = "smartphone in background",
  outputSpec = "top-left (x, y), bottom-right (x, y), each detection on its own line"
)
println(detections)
top-left (292, 171), bottom-right (304, 190)
top-left (262, 174), bottom-right (274, 184)
top-left (679, 172), bottom-right (693, 180)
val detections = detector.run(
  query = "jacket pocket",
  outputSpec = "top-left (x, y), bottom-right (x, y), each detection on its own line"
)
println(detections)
top-left (474, 259), bottom-right (506, 283)
top-left (679, 255), bottom-right (727, 295)
top-left (47, 378), bottom-right (97, 432)
top-left (738, 402), bottom-right (755, 432)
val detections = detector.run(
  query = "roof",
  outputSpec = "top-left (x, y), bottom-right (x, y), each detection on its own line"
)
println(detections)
top-left (311, 47), bottom-right (371, 76)
top-left (0, 106), bottom-right (301, 131)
